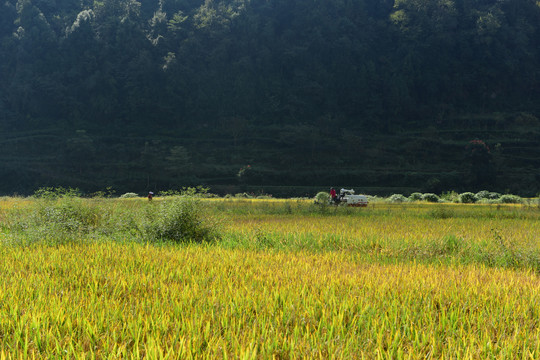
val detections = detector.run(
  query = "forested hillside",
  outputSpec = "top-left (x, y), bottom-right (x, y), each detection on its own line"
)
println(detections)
top-left (1, 0), bottom-right (539, 196)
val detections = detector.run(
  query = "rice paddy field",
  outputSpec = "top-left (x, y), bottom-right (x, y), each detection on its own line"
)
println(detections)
top-left (0, 196), bottom-right (539, 358)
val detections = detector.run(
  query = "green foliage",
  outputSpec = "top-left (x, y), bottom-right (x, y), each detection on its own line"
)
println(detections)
top-left (440, 191), bottom-right (460, 203)
top-left (8, 197), bottom-right (103, 244)
top-left (6, 193), bottom-right (220, 244)
top-left (120, 192), bottom-right (139, 198)
top-left (476, 191), bottom-right (501, 200)
top-left (158, 186), bottom-right (211, 197)
top-left (499, 195), bottom-right (522, 204)
top-left (314, 192), bottom-right (331, 205)
top-left (459, 192), bottom-right (478, 204)
top-left (142, 197), bottom-right (219, 243)
top-left (421, 193), bottom-right (440, 203)
top-left (427, 207), bottom-right (455, 219)
top-left (33, 187), bottom-right (82, 199)
top-left (408, 192), bottom-right (423, 202)
top-left (91, 186), bottom-right (116, 198)
top-left (388, 194), bottom-right (407, 203)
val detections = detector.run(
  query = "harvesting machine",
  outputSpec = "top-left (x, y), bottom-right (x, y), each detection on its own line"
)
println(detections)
top-left (336, 189), bottom-right (368, 207)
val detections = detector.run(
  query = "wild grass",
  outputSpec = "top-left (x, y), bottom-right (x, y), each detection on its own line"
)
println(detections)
top-left (0, 196), bottom-right (539, 357)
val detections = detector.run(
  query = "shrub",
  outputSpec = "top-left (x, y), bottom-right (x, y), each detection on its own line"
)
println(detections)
top-left (33, 187), bottom-right (81, 199)
top-left (459, 192), bottom-right (478, 204)
top-left (408, 192), bottom-right (423, 201)
top-left (120, 192), bottom-right (139, 198)
top-left (8, 197), bottom-right (104, 244)
top-left (142, 197), bottom-right (219, 243)
top-left (440, 191), bottom-right (460, 203)
top-left (476, 190), bottom-right (501, 200)
top-left (388, 194), bottom-right (407, 203)
top-left (422, 193), bottom-right (440, 203)
top-left (314, 192), bottom-right (331, 205)
top-left (499, 195), bottom-right (522, 204)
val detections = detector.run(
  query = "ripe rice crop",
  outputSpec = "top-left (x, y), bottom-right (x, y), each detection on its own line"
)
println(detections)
top-left (0, 197), bottom-right (539, 358)
top-left (0, 243), bottom-right (539, 358)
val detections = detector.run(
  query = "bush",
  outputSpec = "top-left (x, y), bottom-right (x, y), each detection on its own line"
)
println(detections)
top-left (314, 192), bottom-right (331, 205)
top-left (142, 197), bottom-right (219, 243)
top-left (499, 195), bottom-right (522, 204)
top-left (440, 191), bottom-right (460, 203)
top-left (476, 190), bottom-right (501, 200)
top-left (388, 194), bottom-right (407, 203)
top-left (459, 192), bottom-right (478, 204)
top-left (33, 186), bottom-right (81, 199)
top-left (8, 197), bottom-right (104, 244)
top-left (120, 192), bottom-right (139, 198)
top-left (408, 192), bottom-right (423, 201)
top-left (422, 193), bottom-right (440, 203)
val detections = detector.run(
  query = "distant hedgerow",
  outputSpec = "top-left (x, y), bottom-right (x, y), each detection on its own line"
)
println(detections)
top-left (499, 195), bottom-right (522, 204)
top-left (422, 193), bottom-right (440, 203)
top-left (459, 192), bottom-right (478, 204)
top-left (388, 194), bottom-right (407, 203)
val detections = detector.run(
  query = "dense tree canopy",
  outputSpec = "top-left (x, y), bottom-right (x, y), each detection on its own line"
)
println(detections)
top-left (0, 0), bottom-right (539, 196)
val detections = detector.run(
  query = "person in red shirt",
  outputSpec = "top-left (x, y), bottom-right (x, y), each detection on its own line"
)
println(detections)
top-left (148, 191), bottom-right (153, 201)
top-left (330, 188), bottom-right (337, 203)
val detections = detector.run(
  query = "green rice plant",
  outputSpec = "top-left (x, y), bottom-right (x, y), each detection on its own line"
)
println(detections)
top-left (426, 206), bottom-right (456, 219)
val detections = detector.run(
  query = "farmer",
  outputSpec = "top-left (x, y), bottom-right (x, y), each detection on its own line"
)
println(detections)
top-left (330, 187), bottom-right (337, 203)
top-left (148, 191), bottom-right (153, 201)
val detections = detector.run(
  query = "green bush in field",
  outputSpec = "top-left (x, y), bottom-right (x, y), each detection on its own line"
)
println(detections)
top-left (314, 192), bottom-right (331, 205)
top-left (459, 192), bottom-right (478, 203)
top-left (33, 186), bottom-right (81, 199)
top-left (440, 191), bottom-right (460, 203)
top-left (388, 194), bottom-right (407, 203)
top-left (422, 193), bottom-right (440, 203)
top-left (476, 190), bottom-right (501, 200)
top-left (142, 197), bottom-right (219, 243)
top-left (120, 192), bottom-right (139, 198)
top-left (8, 196), bottom-right (104, 244)
top-left (38, 198), bottom-right (99, 232)
top-left (499, 194), bottom-right (522, 204)
top-left (408, 192), bottom-right (423, 201)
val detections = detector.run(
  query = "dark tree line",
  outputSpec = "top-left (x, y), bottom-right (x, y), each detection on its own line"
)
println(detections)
top-left (0, 0), bottom-right (539, 195)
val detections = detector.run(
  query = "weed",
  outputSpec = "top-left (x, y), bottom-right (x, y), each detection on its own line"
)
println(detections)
top-left (142, 197), bottom-right (219, 243)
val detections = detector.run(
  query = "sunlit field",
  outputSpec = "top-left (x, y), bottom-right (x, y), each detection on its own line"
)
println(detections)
top-left (0, 196), bottom-right (539, 358)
